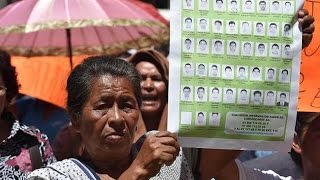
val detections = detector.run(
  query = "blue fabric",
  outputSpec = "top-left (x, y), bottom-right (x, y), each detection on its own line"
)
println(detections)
top-left (15, 96), bottom-right (70, 142)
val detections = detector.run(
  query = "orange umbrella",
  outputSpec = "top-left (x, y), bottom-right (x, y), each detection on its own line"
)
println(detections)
top-left (11, 56), bottom-right (88, 108)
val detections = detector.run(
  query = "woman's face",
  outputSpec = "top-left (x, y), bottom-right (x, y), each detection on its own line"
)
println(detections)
top-left (135, 61), bottom-right (167, 117)
top-left (0, 74), bottom-right (6, 115)
top-left (78, 75), bottom-right (139, 160)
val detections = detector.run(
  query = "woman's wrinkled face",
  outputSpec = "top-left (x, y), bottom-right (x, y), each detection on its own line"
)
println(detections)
top-left (135, 61), bottom-right (167, 117)
top-left (78, 75), bottom-right (139, 160)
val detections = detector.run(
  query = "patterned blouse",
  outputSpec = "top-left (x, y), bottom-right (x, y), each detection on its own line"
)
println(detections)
top-left (0, 114), bottom-right (56, 180)
top-left (28, 132), bottom-right (194, 180)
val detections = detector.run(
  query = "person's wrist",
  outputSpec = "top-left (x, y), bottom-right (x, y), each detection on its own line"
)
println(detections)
top-left (130, 165), bottom-right (149, 180)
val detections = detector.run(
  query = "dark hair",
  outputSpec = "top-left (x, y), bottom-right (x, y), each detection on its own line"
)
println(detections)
top-left (197, 112), bottom-right (204, 116)
top-left (211, 64), bottom-right (218, 69)
top-left (215, 20), bottom-right (222, 25)
top-left (239, 67), bottom-right (245, 71)
top-left (244, 42), bottom-right (251, 47)
top-left (0, 50), bottom-right (19, 104)
top-left (258, 43), bottom-right (265, 48)
top-left (229, 21), bottom-right (236, 25)
top-left (199, 39), bottom-right (207, 45)
top-left (185, 38), bottom-right (192, 43)
top-left (185, 17), bottom-right (192, 22)
top-left (183, 86), bottom-right (191, 91)
top-left (226, 89), bottom-right (233, 93)
top-left (267, 68), bottom-right (275, 73)
top-left (200, 19), bottom-right (207, 23)
top-left (256, 22), bottom-right (263, 26)
top-left (282, 69), bottom-right (289, 74)
top-left (284, 24), bottom-right (291, 28)
top-left (259, 0), bottom-right (266, 4)
top-left (198, 64), bottom-right (205, 68)
top-left (285, 1), bottom-right (291, 5)
top-left (197, 87), bottom-right (205, 93)
top-left (285, 44), bottom-right (291, 48)
top-left (280, 93), bottom-right (286, 97)
top-left (212, 87), bottom-right (219, 93)
top-left (267, 91), bottom-right (274, 95)
top-left (215, 40), bottom-right (222, 45)
top-left (253, 90), bottom-right (262, 96)
top-left (272, 1), bottom-right (279, 4)
top-left (270, 23), bottom-right (277, 27)
top-left (225, 66), bottom-right (232, 71)
top-left (229, 41), bottom-right (236, 46)
top-left (272, 44), bottom-right (279, 48)
top-left (252, 67), bottom-right (260, 72)
top-left (240, 89), bottom-right (247, 93)
top-left (66, 56), bottom-right (141, 119)
top-left (185, 63), bottom-right (192, 67)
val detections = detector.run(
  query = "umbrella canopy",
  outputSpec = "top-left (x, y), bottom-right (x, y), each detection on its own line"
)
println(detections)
top-left (0, 0), bottom-right (169, 58)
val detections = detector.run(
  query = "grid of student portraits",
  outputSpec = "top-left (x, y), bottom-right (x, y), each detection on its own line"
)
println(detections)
top-left (181, 0), bottom-right (294, 59)
top-left (180, 86), bottom-right (290, 106)
top-left (182, 38), bottom-right (293, 58)
top-left (180, 0), bottom-right (295, 128)
top-left (182, 0), bottom-right (296, 14)
top-left (181, 63), bottom-right (291, 82)
top-left (180, 88), bottom-right (290, 126)
top-left (183, 19), bottom-right (293, 38)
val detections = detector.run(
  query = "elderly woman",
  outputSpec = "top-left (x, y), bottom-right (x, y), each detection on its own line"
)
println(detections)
top-left (127, 49), bottom-right (169, 137)
top-left (28, 56), bottom-right (193, 179)
top-left (0, 50), bottom-right (55, 179)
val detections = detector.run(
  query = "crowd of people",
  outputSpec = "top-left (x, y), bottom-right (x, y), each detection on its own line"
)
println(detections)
top-left (0, 4), bottom-right (318, 180)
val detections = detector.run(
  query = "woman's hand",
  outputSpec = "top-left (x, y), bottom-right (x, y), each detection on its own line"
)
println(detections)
top-left (123, 131), bottom-right (180, 179)
top-left (299, 9), bottom-right (315, 49)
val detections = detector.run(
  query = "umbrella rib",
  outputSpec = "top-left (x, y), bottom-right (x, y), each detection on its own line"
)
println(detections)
top-left (122, 25), bottom-right (140, 50)
top-left (93, 26), bottom-right (106, 55)
top-left (29, 31), bottom-right (39, 57)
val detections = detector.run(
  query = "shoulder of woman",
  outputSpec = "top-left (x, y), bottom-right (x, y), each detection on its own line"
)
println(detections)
top-left (27, 159), bottom-right (89, 180)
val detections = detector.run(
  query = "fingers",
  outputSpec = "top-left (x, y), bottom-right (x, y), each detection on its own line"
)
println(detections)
top-left (303, 23), bottom-right (315, 34)
top-left (142, 131), bottom-right (180, 163)
top-left (146, 133), bottom-right (180, 156)
top-left (150, 146), bottom-right (179, 167)
top-left (298, 9), bottom-right (309, 19)
top-left (302, 34), bottom-right (313, 49)
top-left (154, 131), bottom-right (178, 141)
top-left (301, 15), bottom-right (315, 30)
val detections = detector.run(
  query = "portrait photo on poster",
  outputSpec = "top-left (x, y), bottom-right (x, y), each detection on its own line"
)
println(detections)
top-left (210, 87), bottom-right (222, 102)
top-left (237, 88), bottom-right (250, 104)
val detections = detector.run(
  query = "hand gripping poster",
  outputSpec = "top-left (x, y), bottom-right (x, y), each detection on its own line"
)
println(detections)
top-left (168, 0), bottom-right (303, 150)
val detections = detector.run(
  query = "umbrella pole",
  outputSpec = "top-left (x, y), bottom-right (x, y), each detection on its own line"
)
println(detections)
top-left (66, 28), bottom-right (73, 70)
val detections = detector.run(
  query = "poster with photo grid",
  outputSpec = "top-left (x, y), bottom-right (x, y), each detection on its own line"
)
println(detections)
top-left (168, 0), bottom-right (303, 151)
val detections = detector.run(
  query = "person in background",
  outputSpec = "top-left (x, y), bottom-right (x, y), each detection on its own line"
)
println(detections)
top-left (12, 95), bottom-right (70, 142)
top-left (0, 50), bottom-right (55, 179)
top-left (127, 48), bottom-right (169, 138)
